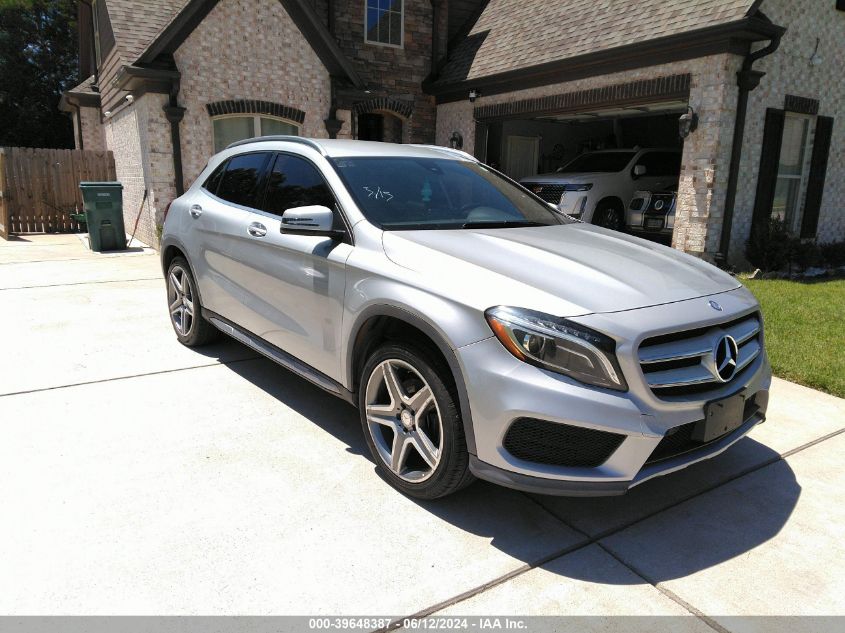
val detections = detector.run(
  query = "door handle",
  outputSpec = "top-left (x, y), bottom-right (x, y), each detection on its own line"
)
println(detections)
top-left (248, 222), bottom-right (267, 238)
top-left (189, 204), bottom-right (203, 218)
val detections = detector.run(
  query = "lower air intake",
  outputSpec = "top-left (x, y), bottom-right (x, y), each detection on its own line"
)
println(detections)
top-left (503, 418), bottom-right (625, 468)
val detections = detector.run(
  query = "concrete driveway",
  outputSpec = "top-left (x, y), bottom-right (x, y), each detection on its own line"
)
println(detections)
top-left (1, 235), bottom-right (844, 626)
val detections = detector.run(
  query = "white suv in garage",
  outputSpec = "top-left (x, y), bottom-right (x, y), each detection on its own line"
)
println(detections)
top-left (521, 148), bottom-right (681, 231)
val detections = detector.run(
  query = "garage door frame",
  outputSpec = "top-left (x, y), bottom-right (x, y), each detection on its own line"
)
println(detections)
top-left (472, 74), bottom-right (691, 123)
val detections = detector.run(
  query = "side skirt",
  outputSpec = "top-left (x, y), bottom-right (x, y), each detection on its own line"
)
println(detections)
top-left (204, 309), bottom-right (356, 406)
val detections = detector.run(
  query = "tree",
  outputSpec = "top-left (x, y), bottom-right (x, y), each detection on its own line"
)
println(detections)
top-left (0, 0), bottom-right (78, 148)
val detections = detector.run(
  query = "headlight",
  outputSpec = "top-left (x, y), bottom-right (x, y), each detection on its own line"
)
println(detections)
top-left (485, 306), bottom-right (628, 391)
top-left (629, 197), bottom-right (646, 211)
top-left (564, 183), bottom-right (593, 192)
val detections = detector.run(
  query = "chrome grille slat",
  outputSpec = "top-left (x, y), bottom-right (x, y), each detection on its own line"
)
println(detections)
top-left (736, 339), bottom-right (761, 372)
top-left (638, 312), bottom-right (762, 398)
top-left (645, 364), bottom-right (716, 389)
top-left (726, 318), bottom-right (761, 345)
top-left (639, 338), bottom-right (712, 364)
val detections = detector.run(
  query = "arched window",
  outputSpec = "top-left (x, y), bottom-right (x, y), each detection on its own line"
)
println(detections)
top-left (211, 114), bottom-right (299, 153)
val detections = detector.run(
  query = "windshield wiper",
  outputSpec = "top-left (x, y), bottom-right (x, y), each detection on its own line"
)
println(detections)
top-left (461, 221), bottom-right (547, 229)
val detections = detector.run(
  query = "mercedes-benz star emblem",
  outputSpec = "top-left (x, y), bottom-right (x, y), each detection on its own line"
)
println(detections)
top-left (654, 200), bottom-right (664, 211)
top-left (709, 300), bottom-right (723, 311)
top-left (713, 335), bottom-right (739, 382)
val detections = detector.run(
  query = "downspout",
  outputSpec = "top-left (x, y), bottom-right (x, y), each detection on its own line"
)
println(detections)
top-left (163, 78), bottom-right (186, 196)
top-left (429, 0), bottom-right (439, 76)
top-left (717, 28), bottom-right (784, 264)
top-left (71, 100), bottom-right (84, 150)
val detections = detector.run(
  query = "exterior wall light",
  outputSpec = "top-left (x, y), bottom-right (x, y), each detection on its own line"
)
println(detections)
top-left (449, 131), bottom-right (463, 149)
top-left (468, 89), bottom-right (480, 102)
top-left (679, 106), bottom-right (699, 139)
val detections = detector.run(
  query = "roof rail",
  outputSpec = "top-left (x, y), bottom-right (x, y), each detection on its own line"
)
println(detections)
top-left (409, 144), bottom-right (477, 162)
top-left (226, 135), bottom-right (327, 155)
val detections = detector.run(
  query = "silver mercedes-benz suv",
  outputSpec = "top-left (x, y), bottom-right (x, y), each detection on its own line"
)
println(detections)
top-left (161, 136), bottom-right (771, 499)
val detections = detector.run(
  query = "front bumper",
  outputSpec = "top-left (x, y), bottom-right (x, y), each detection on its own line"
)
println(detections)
top-left (456, 288), bottom-right (772, 496)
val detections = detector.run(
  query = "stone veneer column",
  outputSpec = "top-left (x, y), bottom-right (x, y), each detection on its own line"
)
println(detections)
top-left (672, 55), bottom-right (742, 259)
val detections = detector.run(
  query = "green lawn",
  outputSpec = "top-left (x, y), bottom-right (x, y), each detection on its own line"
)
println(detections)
top-left (743, 279), bottom-right (845, 398)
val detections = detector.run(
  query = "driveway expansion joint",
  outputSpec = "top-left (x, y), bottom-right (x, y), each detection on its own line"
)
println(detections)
top-left (379, 425), bottom-right (845, 629)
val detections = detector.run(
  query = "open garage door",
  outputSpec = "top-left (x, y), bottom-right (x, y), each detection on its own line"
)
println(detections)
top-left (471, 75), bottom-right (692, 241)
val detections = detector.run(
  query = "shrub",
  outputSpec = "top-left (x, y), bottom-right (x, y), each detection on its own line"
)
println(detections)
top-left (792, 240), bottom-right (823, 269)
top-left (821, 241), bottom-right (845, 268)
top-left (746, 218), bottom-right (794, 272)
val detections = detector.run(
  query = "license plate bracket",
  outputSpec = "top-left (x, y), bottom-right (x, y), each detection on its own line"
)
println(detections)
top-left (695, 391), bottom-right (747, 442)
top-left (644, 217), bottom-right (664, 230)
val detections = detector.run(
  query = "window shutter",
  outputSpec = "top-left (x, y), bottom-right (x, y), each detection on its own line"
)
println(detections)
top-left (751, 108), bottom-right (786, 236)
top-left (800, 116), bottom-right (834, 239)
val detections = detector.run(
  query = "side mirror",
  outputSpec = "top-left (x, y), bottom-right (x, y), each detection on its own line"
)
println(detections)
top-left (633, 165), bottom-right (647, 178)
top-left (280, 205), bottom-right (342, 238)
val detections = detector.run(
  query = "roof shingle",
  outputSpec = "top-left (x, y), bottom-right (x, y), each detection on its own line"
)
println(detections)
top-left (105, 0), bottom-right (189, 64)
top-left (436, 0), bottom-right (759, 85)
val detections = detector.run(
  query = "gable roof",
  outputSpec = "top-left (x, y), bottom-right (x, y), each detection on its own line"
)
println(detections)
top-left (102, 0), bottom-right (362, 88)
top-left (434, 0), bottom-right (770, 90)
top-left (106, 0), bottom-right (189, 64)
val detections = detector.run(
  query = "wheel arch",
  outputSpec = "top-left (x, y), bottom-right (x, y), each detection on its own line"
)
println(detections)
top-left (347, 305), bottom-right (478, 455)
top-left (160, 238), bottom-right (207, 308)
top-left (596, 195), bottom-right (625, 211)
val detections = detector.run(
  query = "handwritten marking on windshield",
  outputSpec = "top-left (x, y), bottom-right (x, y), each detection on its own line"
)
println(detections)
top-left (363, 186), bottom-right (393, 202)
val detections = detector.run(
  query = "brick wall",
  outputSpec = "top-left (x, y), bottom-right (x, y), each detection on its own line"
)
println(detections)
top-left (333, 0), bottom-right (440, 142)
top-left (731, 0), bottom-right (845, 258)
top-left (104, 98), bottom-right (156, 247)
top-left (173, 0), bottom-right (333, 188)
top-left (76, 106), bottom-right (105, 151)
top-left (437, 54), bottom-right (741, 258)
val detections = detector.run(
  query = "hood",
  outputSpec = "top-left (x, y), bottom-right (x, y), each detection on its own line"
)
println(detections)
top-left (521, 171), bottom-right (619, 185)
top-left (382, 224), bottom-right (740, 317)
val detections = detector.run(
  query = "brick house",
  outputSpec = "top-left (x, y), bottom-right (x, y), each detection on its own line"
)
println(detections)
top-left (61, 0), bottom-right (843, 265)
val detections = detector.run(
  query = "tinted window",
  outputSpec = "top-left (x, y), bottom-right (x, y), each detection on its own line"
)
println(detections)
top-left (637, 152), bottom-right (681, 177)
top-left (331, 157), bottom-right (564, 230)
top-left (262, 154), bottom-right (336, 216)
top-left (216, 152), bottom-right (271, 208)
top-left (559, 152), bottom-right (636, 173)
top-left (202, 161), bottom-right (227, 195)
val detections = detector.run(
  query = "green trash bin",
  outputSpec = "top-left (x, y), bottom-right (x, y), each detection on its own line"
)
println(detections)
top-left (79, 182), bottom-right (126, 252)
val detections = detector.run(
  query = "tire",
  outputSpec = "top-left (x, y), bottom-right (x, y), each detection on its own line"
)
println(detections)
top-left (359, 343), bottom-right (475, 499)
top-left (592, 200), bottom-right (625, 232)
top-left (166, 256), bottom-right (219, 347)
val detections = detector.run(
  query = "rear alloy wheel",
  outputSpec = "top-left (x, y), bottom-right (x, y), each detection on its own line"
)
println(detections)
top-left (593, 201), bottom-right (625, 232)
top-left (166, 257), bottom-right (218, 347)
top-left (360, 344), bottom-right (474, 499)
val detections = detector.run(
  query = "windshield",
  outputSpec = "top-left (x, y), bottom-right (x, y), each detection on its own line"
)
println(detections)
top-left (330, 157), bottom-right (565, 230)
top-left (558, 151), bottom-right (636, 173)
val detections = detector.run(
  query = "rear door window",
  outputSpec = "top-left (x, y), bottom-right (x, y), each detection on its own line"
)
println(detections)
top-left (202, 160), bottom-right (227, 195)
top-left (262, 154), bottom-right (336, 216)
top-left (215, 152), bottom-right (272, 208)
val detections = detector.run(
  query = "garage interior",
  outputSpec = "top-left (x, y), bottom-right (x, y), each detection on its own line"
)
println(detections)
top-left (469, 98), bottom-right (688, 244)
top-left (478, 101), bottom-right (687, 181)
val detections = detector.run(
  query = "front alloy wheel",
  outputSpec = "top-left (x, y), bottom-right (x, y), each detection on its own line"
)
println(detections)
top-left (365, 359), bottom-right (444, 482)
top-left (359, 343), bottom-right (474, 499)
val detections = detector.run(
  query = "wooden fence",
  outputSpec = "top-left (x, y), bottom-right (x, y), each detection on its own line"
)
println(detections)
top-left (0, 147), bottom-right (116, 239)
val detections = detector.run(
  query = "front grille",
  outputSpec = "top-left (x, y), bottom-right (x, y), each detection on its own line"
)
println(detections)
top-left (645, 395), bottom-right (760, 464)
top-left (503, 417), bottom-right (625, 468)
top-left (638, 312), bottom-right (762, 399)
top-left (647, 193), bottom-right (675, 214)
top-left (522, 183), bottom-right (565, 204)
